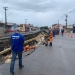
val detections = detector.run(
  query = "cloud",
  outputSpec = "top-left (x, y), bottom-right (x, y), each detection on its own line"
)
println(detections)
top-left (0, 0), bottom-right (75, 26)
top-left (0, 0), bottom-right (70, 12)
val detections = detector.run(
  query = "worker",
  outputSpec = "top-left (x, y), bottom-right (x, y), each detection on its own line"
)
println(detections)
top-left (49, 30), bottom-right (53, 46)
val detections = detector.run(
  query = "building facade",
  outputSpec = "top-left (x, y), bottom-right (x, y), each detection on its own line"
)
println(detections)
top-left (52, 24), bottom-right (63, 32)
top-left (0, 23), bottom-right (4, 34)
top-left (0, 22), bottom-right (18, 34)
top-left (6, 23), bottom-right (18, 32)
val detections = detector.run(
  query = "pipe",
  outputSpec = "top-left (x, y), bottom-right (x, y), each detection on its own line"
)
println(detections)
top-left (0, 35), bottom-right (44, 55)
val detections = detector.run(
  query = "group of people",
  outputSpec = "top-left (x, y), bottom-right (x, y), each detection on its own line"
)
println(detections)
top-left (44, 28), bottom-right (64, 47)
top-left (9, 27), bottom-right (64, 75)
top-left (44, 28), bottom-right (54, 46)
top-left (10, 27), bottom-right (56, 75)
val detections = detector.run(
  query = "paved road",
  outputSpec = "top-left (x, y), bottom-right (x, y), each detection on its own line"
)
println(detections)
top-left (0, 34), bottom-right (75, 75)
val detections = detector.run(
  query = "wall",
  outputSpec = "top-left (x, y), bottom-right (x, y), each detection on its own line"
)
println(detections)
top-left (0, 23), bottom-right (4, 34)
top-left (6, 23), bottom-right (18, 32)
top-left (0, 27), bottom-right (4, 34)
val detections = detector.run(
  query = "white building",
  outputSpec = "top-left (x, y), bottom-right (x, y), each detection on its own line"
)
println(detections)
top-left (52, 24), bottom-right (63, 32)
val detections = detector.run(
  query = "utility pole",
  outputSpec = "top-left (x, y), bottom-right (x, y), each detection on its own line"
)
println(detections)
top-left (25, 19), bottom-right (27, 25)
top-left (3, 7), bottom-right (8, 32)
top-left (25, 19), bottom-right (27, 32)
top-left (58, 20), bottom-right (60, 34)
top-left (58, 20), bottom-right (59, 29)
top-left (65, 14), bottom-right (68, 29)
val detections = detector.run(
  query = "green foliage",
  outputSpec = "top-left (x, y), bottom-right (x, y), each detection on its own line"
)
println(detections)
top-left (40, 26), bottom-right (48, 30)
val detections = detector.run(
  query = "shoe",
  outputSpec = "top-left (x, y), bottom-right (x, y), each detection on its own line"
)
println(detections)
top-left (51, 45), bottom-right (52, 46)
top-left (19, 65), bottom-right (24, 69)
top-left (43, 42), bottom-right (45, 45)
top-left (45, 44), bottom-right (48, 46)
top-left (50, 43), bottom-right (52, 46)
top-left (10, 72), bottom-right (14, 75)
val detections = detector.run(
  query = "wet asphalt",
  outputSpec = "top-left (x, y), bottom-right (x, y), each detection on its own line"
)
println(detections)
top-left (0, 34), bottom-right (75, 75)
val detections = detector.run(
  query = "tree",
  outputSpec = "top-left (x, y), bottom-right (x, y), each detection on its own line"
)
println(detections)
top-left (40, 26), bottom-right (48, 30)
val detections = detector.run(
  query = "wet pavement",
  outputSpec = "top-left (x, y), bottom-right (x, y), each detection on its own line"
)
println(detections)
top-left (0, 34), bottom-right (75, 75)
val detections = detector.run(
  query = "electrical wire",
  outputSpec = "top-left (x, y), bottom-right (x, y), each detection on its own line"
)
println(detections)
top-left (54, 8), bottom-right (75, 24)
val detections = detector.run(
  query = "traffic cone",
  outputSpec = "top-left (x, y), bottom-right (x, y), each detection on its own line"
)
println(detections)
top-left (70, 35), bottom-right (73, 38)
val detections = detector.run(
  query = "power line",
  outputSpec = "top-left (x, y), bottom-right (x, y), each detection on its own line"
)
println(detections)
top-left (68, 20), bottom-right (75, 24)
top-left (55, 8), bottom-right (75, 24)
top-left (55, 8), bottom-right (75, 28)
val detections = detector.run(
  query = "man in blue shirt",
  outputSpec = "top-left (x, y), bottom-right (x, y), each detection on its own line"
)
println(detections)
top-left (61, 29), bottom-right (64, 36)
top-left (10, 28), bottom-right (24, 75)
top-left (52, 29), bottom-right (55, 37)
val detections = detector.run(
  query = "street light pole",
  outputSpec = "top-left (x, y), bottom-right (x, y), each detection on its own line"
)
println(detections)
top-left (25, 19), bottom-right (27, 32)
top-left (66, 14), bottom-right (68, 29)
top-left (3, 7), bottom-right (8, 32)
top-left (25, 19), bottom-right (27, 25)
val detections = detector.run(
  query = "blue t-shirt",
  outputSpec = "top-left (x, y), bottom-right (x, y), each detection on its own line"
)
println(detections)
top-left (62, 29), bottom-right (64, 33)
top-left (11, 33), bottom-right (24, 52)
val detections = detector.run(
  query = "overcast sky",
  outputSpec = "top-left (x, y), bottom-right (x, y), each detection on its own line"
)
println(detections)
top-left (0, 0), bottom-right (75, 27)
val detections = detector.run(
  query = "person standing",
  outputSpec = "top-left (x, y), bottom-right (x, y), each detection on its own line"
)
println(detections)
top-left (61, 29), bottom-right (64, 36)
top-left (10, 28), bottom-right (25, 75)
top-left (49, 30), bottom-right (53, 46)
top-left (52, 29), bottom-right (55, 37)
